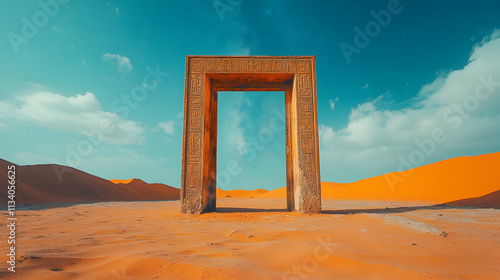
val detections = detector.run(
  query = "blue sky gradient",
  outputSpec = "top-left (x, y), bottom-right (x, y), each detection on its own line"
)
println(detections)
top-left (1, 0), bottom-right (499, 190)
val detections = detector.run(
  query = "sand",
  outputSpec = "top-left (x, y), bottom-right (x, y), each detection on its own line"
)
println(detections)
top-left (216, 188), bottom-right (269, 199)
top-left (1, 153), bottom-right (499, 279)
top-left (1, 198), bottom-right (499, 279)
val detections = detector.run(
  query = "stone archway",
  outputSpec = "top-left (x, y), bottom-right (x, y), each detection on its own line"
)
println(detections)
top-left (181, 56), bottom-right (321, 214)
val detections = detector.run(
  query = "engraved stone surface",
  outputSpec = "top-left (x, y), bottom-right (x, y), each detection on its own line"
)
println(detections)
top-left (181, 56), bottom-right (321, 214)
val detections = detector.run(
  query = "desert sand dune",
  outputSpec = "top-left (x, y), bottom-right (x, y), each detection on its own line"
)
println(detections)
top-left (216, 188), bottom-right (269, 198)
top-left (256, 152), bottom-right (500, 205)
top-left (109, 178), bottom-right (135, 184)
top-left (445, 189), bottom-right (500, 209)
top-left (0, 159), bottom-right (179, 206)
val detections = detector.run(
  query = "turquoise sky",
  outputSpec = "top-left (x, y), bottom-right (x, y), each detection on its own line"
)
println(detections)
top-left (1, 0), bottom-right (500, 190)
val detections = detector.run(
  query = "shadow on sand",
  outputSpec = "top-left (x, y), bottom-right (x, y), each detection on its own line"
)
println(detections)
top-left (8, 202), bottom-right (484, 214)
top-left (3, 199), bottom-right (180, 211)
top-left (216, 204), bottom-right (463, 214)
top-left (321, 204), bottom-right (451, 215)
top-left (216, 207), bottom-right (287, 213)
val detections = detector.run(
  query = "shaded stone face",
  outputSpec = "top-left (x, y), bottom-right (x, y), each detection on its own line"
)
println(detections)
top-left (181, 56), bottom-right (321, 214)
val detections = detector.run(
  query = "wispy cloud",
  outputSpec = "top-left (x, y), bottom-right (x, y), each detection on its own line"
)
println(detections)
top-left (0, 91), bottom-right (145, 145)
top-left (233, 45), bottom-right (250, 56)
top-left (157, 120), bottom-right (175, 134)
top-left (219, 95), bottom-right (249, 156)
top-left (102, 53), bottom-right (132, 72)
top-left (28, 82), bottom-right (43, 88)
top-left (329, 97), bottom-right (339, 110)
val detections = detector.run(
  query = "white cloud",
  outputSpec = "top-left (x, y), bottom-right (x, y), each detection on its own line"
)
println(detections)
top-left (329, 97), bottom-right (339, 110)
top-left (320, 31), bottom-right (500, 183)
top-left (362, 83), bottom-right (369, 89)
top-left (176, 112), bottom-right (183, 119)
top-left (226, 20), bottom-right (251, 56)
top-left (115, 7), bottom-right (119, 15)
top-left (158, 120), bottom-right (175, 134)
top-left (29, 82), bottom-right (43, 88)
top-left (0, 100), bottom-right (11, 119)
top-left (226, 113), bottom-right (248, 154)
top-left (0, 91), bottom-right (145, 145)
top-left (220, 96), bottom-right (248, 155)
top-left (102, 53), bottom-right (132, 72)
top-left (234, 45), bottom-right (250, 56)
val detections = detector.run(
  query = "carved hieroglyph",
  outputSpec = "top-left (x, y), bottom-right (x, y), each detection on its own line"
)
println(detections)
top-left (181, 56), bottom-right (321, 214)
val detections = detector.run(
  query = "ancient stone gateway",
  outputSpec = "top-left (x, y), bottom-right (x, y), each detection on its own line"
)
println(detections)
top-left (181, 56), bottom-right (321, 214)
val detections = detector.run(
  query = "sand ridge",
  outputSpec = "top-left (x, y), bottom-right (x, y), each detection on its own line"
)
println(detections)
top-left (254, 152), bottom-right (500, 205)
top-left (0, 159), bottom-right (180, 205)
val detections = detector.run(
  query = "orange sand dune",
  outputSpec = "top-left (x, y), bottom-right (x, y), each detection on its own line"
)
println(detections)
top-left (109, 178), bottom-right (135, 184)
top-left (256, 152), bottom-right (500, 203)
top-left (216, 188), bottom-right (269, 198)
top-left (445, 190), bottom-right (500, 209)
top-left (0, 159), bottom-right (179, 205)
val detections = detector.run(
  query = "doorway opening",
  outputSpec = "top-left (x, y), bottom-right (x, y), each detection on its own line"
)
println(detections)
top-left (216, 91), bottom-right (286, 211)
